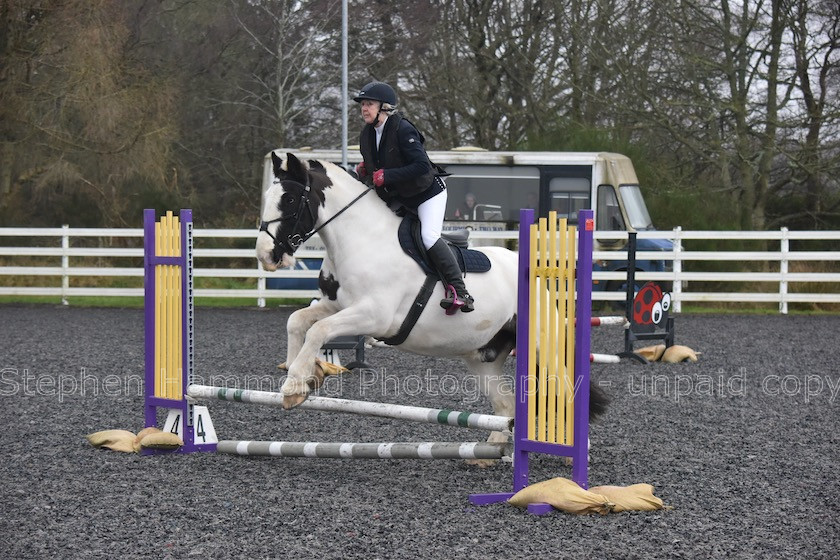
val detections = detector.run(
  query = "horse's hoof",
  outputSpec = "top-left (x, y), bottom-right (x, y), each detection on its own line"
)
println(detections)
top-left (282, 393), bottom-right (308, 409)
top-left (277, 362), bottom-right (288, 371)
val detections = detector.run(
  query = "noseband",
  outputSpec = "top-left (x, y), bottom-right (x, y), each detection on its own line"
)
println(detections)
top-left (259, 176), bottom-right (371, 257)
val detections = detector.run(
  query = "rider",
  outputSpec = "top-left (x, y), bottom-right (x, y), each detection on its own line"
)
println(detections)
top-left (353, 81), bottom-right (474, 313)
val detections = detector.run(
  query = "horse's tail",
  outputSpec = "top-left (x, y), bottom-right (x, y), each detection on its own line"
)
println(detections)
top-left (496, 318), bottom-right (610, 421)
top-left (589, 381), bottom-right (610, 420)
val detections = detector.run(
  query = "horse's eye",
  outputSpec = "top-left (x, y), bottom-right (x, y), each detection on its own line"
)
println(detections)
top-left (282, 194), bottom-right (296, 205)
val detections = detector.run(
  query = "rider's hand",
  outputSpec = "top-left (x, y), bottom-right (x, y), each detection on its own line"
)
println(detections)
top-left (372, 169), bottom-right (385, 187)
top-left (355, 162), bottom-right (366, 178)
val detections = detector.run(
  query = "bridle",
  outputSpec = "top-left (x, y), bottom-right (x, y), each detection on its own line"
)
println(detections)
top-left (259, 176), bottom-right (371, 257)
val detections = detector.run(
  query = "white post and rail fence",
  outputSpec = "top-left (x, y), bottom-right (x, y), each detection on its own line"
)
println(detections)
top-left (1, 226), bottom-right (838, 314)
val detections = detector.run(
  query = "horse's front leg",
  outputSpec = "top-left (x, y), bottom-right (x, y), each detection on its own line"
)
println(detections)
top-left (283, 300), bottom-right (338, 369)
top-left (281, 303), bottom-right (381, 409)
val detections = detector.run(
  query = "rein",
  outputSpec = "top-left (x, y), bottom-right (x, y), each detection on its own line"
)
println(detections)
top-left (260, 180), bottom-right (372, 254)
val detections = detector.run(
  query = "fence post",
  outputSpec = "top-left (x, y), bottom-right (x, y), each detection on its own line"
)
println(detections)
top-left (779, 227), bottom-right (789, 314)
top-left (672, 226), bottom-right (682, 313)
top-left (61, 224), bottom-right (69, 306)
top-left (257, 262), bottom-right (266, 308)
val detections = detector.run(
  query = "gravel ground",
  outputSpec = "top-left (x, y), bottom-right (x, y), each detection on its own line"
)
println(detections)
top-left (0, 304), bottom-right (838, 559)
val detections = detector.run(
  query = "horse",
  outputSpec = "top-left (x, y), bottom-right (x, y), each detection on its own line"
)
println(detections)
top-left (256, 152), bottom-right (607, 450)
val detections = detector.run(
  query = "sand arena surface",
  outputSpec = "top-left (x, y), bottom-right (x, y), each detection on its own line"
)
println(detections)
top-left (1, 305), bottom-right (837, 559)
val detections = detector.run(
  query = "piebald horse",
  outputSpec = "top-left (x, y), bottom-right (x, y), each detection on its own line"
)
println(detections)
top-left (256, 153), bottom-right (606, 448)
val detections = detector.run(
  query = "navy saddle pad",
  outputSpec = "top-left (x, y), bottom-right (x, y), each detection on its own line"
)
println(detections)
top-left (397, 216), bottom-right (492, 276)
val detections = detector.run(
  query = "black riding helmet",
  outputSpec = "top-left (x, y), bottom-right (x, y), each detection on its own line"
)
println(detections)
top-left (353, 81), bottom-right (397, 105)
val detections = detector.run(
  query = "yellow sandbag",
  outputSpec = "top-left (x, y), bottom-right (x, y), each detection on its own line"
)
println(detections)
top-left (86, 429), bottom-right (137, 453)
top-left (508, 477), bottom-right (614, 515)
top-left (279, 359), bottom-right (346, 373)
top-left (589, 483), bottom-right (665, 512)
top-left (661, 345), bottom-right (699, 363)
top-left (139, 431), bottom-right (183, 450)
top-left (133, 427), bottom-right (162, 452)
top-left (635, 344), bottom-right (666, 362)
top-left (315, 358), bottom-right (348, 377)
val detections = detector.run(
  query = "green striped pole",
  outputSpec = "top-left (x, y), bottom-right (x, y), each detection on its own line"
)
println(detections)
top-left (187, 385), bottom-right (513, 432)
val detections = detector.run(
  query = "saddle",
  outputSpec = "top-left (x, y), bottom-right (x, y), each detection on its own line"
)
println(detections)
top-left (397, 216), bottom-right (492, 276)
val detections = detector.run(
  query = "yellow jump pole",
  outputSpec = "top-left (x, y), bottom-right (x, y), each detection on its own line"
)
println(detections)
top-left (555, 216), bottom-right (568, 444)
top-left (564, 224), bottom-right (577, 444)
top-left (546, 213), bottom-right (558, 444)
top-left (527, 222), bottom-right (538, 442)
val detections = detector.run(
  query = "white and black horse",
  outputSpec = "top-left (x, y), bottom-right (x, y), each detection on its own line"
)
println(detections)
top-left (256, 153), bottom-right (606, 448)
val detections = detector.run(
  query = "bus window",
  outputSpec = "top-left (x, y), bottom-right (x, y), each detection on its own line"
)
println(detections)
top-left (597, 185), bottom-right (625, 231)
top-left (442, 164), bottom-right (540, 221)
top-left (548, 177), bottom-right (590, 224)
top-left (619, 184), bottom-right (655, 230)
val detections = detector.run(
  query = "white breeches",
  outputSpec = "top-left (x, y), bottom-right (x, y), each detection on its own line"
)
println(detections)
top-left (417, 188), bottom-right (448, 249)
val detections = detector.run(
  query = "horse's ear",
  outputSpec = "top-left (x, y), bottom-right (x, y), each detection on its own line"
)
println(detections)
top-left (285, 153), bottom-right (309, 184)
top-left (271, 152), bottom-right (286, 180)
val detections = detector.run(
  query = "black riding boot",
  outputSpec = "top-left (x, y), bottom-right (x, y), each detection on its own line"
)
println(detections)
top-left (426, 239), bottom-right (475, 313)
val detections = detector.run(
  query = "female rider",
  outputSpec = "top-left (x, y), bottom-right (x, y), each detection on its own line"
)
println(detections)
top-left (353, 81), bottom-right (474, 313)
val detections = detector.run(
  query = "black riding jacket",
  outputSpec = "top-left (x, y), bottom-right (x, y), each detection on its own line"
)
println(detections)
top-left (359, 113), bottom-right (437, 200)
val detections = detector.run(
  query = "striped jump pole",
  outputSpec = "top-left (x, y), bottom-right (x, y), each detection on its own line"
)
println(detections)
top-left (217, 441), bottom-right (508, 460)
top-left (471, 208), bottom-right (594, 514)
top-left (143, 209), bottom-right (216, 453)
top-left (589, 316), bottom-right (629, 363)
top-left (591, 353), bottom-right (622, 364)
top-left (590, 316), bottom-right (627, 327)
top-left (187, 385), bottom-right (513, 432)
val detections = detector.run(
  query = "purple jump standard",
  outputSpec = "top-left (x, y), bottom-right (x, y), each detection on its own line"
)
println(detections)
top-left (469, 208), bottom-right (594, 515)
top-left (142, 208), bottom-right (216, 454)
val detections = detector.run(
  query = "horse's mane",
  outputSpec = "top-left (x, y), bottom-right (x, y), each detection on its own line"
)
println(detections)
top-left (275, 153), bottom-right (389, 220)
top-left (306, 157), bottom-right (376, 205)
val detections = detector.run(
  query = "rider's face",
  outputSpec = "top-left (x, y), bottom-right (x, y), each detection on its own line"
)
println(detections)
top-left (360, 99), bottom-right (383, 126)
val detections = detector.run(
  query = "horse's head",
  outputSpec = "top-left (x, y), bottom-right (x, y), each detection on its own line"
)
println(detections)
top-left (256, 152), bottom-right (331, 271)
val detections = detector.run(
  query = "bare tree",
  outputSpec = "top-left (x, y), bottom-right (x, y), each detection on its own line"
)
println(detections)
top-left (779, 0), bottom-right (840, 228)
top-left (617, 0), bottom-right (792, 229)
top-left (399, 0), bottom-right (566, 150)
top-left (229, 0), bottom-right (344, 148)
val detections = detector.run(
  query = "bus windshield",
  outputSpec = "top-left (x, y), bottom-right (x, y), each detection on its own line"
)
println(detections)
top-left (620, 185), bottom-right (655, 230)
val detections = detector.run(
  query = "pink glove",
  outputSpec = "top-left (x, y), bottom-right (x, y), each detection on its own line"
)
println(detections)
top-left (372, 169), bottom-right (385, 187)
top-left (355, 162), bottom-right (367, 178)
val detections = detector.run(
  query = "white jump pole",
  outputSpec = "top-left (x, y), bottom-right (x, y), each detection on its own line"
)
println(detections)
top-left (217, 440), bottom-right (508, 460)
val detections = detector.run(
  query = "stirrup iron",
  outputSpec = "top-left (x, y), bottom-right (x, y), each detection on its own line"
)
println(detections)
top-left (440, 284), bottom-right (474, 315)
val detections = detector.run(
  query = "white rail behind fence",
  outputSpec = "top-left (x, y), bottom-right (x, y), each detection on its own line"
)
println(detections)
top-left (1, 226), bottom-right (839, 313)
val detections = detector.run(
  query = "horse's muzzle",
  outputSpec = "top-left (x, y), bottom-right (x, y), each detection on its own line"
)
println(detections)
top-left (256, 233), bottom-right (294, 271)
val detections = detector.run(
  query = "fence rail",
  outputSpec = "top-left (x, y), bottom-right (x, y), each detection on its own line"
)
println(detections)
top-left (1, 226), bottom-right (839, 313)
